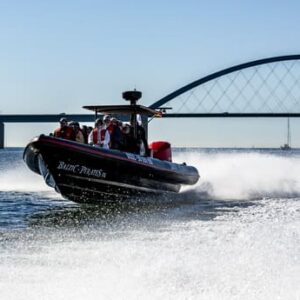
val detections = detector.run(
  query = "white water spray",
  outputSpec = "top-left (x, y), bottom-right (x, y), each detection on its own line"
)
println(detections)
top-left (0, 150), bottom-right (299, 300)
top-left (0, 163), bottom-right (52, 192)
top-left (175, 151), bottom-right (300, 200)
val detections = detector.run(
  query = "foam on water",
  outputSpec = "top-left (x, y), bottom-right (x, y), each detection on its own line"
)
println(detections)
top-left (0, 162), bottom-right (52, 193)
top-left (0, 198), bottom-right (299, 300)
top-left (175, 151), bottom-right (300, 200)
top-left (0, 149), bottom-right (299, 299)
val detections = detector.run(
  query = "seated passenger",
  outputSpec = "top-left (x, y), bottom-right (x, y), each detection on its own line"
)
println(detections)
top-left (54, 117), bottom-right (75, 141)
top-left (70, 121), bottom-right (85, 143)
top-left (81, 125), bottom-right (89, 144)
top-left (87, 126), bottom-right (93, 136)
top-left (110, 118), bottom-right (123, 150)
top-left (88, 118), bottom-right (110, 149)
top-left (103, 115), bottom-right (113, 133)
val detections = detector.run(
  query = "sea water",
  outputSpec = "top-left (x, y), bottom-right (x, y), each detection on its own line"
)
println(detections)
top-left (0, 148), bottom-right (299, 300)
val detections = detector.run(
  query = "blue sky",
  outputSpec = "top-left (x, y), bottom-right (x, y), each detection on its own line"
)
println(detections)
top-left (1, 0), bottom-right (300, 147)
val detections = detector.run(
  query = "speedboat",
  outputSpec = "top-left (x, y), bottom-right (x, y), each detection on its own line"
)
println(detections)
top-left (23, 91), bottom-right (200, 203)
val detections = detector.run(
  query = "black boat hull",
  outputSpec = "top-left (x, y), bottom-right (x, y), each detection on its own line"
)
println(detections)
top-left (23, 135), bottom-right (200, 203)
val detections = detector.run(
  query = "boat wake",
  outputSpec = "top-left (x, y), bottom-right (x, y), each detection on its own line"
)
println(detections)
top-left (175, 151), bottom-right (300, 201)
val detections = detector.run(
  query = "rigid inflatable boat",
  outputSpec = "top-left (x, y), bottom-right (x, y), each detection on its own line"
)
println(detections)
top-left (23, 91), bottom-right (200, 203)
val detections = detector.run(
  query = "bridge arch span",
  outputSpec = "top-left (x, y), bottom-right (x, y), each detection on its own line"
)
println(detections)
top-left (150, 54), bottom-right (300, 113)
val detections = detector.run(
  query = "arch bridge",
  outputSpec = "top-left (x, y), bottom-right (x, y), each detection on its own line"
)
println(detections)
top-left (1, 54), bottom-right (300, 148)
top-left (150, 54), bottom-right (300, 117)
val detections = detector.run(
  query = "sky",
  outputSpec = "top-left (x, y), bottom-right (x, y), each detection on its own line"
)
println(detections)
top-left (1, 0), bottom-right (300, 147)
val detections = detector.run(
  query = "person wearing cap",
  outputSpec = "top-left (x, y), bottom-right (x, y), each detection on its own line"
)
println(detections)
top-left (53, 118), bottom-right (75, 140)
top-left (103, 115), bottom-right (114, 134)
top-left (109, 118), bottom-right (123, 150)
top-left (88, 118), bottom-right (110, 149)
top-left (122, 123), bottom-right (139, 153)
top-left (69, 121), bottom-right (85, 143)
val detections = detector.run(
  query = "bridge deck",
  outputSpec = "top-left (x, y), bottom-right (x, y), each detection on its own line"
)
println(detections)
top-left (0, 114), bottom-right (95, 123)
top-left (1, 112), bottom-right (300, 123)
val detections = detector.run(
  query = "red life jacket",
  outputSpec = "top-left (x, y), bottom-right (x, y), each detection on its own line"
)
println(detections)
top-left (92, 128), bottom-right (106, 144)
top-left (106, 123), bottom-right (114, 135)
top-left (54, 126), bottom-right (75, 140)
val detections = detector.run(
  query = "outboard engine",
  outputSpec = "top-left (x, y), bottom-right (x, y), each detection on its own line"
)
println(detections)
top-left (149, 141), bottom-right (172, 162)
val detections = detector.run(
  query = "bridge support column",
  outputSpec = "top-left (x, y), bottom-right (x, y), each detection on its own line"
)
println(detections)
top-left (0, 122), bottom-right (4, 149)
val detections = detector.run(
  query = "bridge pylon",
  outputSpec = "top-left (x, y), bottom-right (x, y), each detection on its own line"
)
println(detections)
top-left (0, 122), bottom-right (4, 149)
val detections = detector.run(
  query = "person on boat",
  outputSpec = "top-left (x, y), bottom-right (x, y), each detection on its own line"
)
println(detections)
top-left (85, 126), bottom-right (93, 144)
top-left (109, 118), bottom-right (124, 150)
top-left (87, 126), bottom-right (93, 135)
top-left (103, 115), bottom-right (113, 133)
top-left (88, 118), bottom-right (110, 149)
top-left (69, 121), bottom-right (85, 143)
top-left (137, 124), bottom-right (150, 156)
top-left (81, 125), bottom-right (89, 144)
top-left (136, 115), bottom-right (150, 156)
top-left (53, 117), bottom-right (75, 140)
top-left (122, 123), bottom-right (139, 153)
